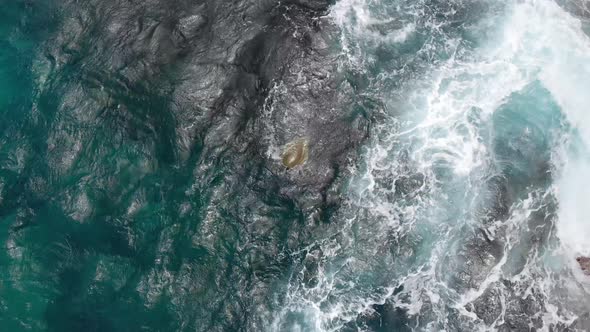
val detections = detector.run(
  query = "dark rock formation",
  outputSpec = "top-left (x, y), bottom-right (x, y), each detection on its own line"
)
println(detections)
top-left (29, 0), bottom-right (368, 330)
top-left (577, 256), bottom-right (590, 275)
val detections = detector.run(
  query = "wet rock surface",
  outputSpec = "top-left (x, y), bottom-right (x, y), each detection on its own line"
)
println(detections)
top-left (2, 0), bottom-right (368, 330)
top-left (577, 256), bottom-right (590, 275)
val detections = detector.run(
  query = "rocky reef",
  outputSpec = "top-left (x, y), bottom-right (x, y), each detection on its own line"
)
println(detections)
top-left (6, 0), bottom-right (369, 330)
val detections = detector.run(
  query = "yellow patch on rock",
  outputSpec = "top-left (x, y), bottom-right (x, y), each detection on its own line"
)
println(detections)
top-left (281, 138), bottom-right (309, 169)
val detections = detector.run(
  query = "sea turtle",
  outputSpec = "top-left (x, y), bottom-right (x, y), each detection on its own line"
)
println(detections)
top-left (281, 138), bottom-right (309, 169)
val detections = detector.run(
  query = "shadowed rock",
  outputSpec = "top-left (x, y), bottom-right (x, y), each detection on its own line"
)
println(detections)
top-left (577, 256), bottom-right (590, 275)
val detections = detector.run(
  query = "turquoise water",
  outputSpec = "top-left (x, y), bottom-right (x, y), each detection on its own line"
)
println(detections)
top-left (2, 0), bottom-right (590, 331)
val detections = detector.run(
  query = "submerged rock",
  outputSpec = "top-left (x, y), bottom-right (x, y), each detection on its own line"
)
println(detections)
top-left (282, 138), bottom-right (309, 169)
top-left (576, 257), bottom-right (590, 275)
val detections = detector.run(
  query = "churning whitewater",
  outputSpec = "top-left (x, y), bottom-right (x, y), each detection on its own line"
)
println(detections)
top-left (272, 0), bottom-right (590, 330)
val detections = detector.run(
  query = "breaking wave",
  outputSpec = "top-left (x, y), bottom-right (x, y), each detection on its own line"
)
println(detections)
top-left (274, 0), bottom-right (590, 330)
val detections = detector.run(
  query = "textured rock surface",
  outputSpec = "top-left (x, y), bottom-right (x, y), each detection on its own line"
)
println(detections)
top-left (577, 256), bottom-right (590, 275)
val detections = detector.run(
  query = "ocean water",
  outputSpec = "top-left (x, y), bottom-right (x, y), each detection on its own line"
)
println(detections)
top-left (1, 0), bottom-right (590, 331)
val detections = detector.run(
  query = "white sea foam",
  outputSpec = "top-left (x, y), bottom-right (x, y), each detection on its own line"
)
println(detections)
top-left (498, 0), bottom-right (590, 258)
top-left (272, 0), bottom-right (590, 330)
